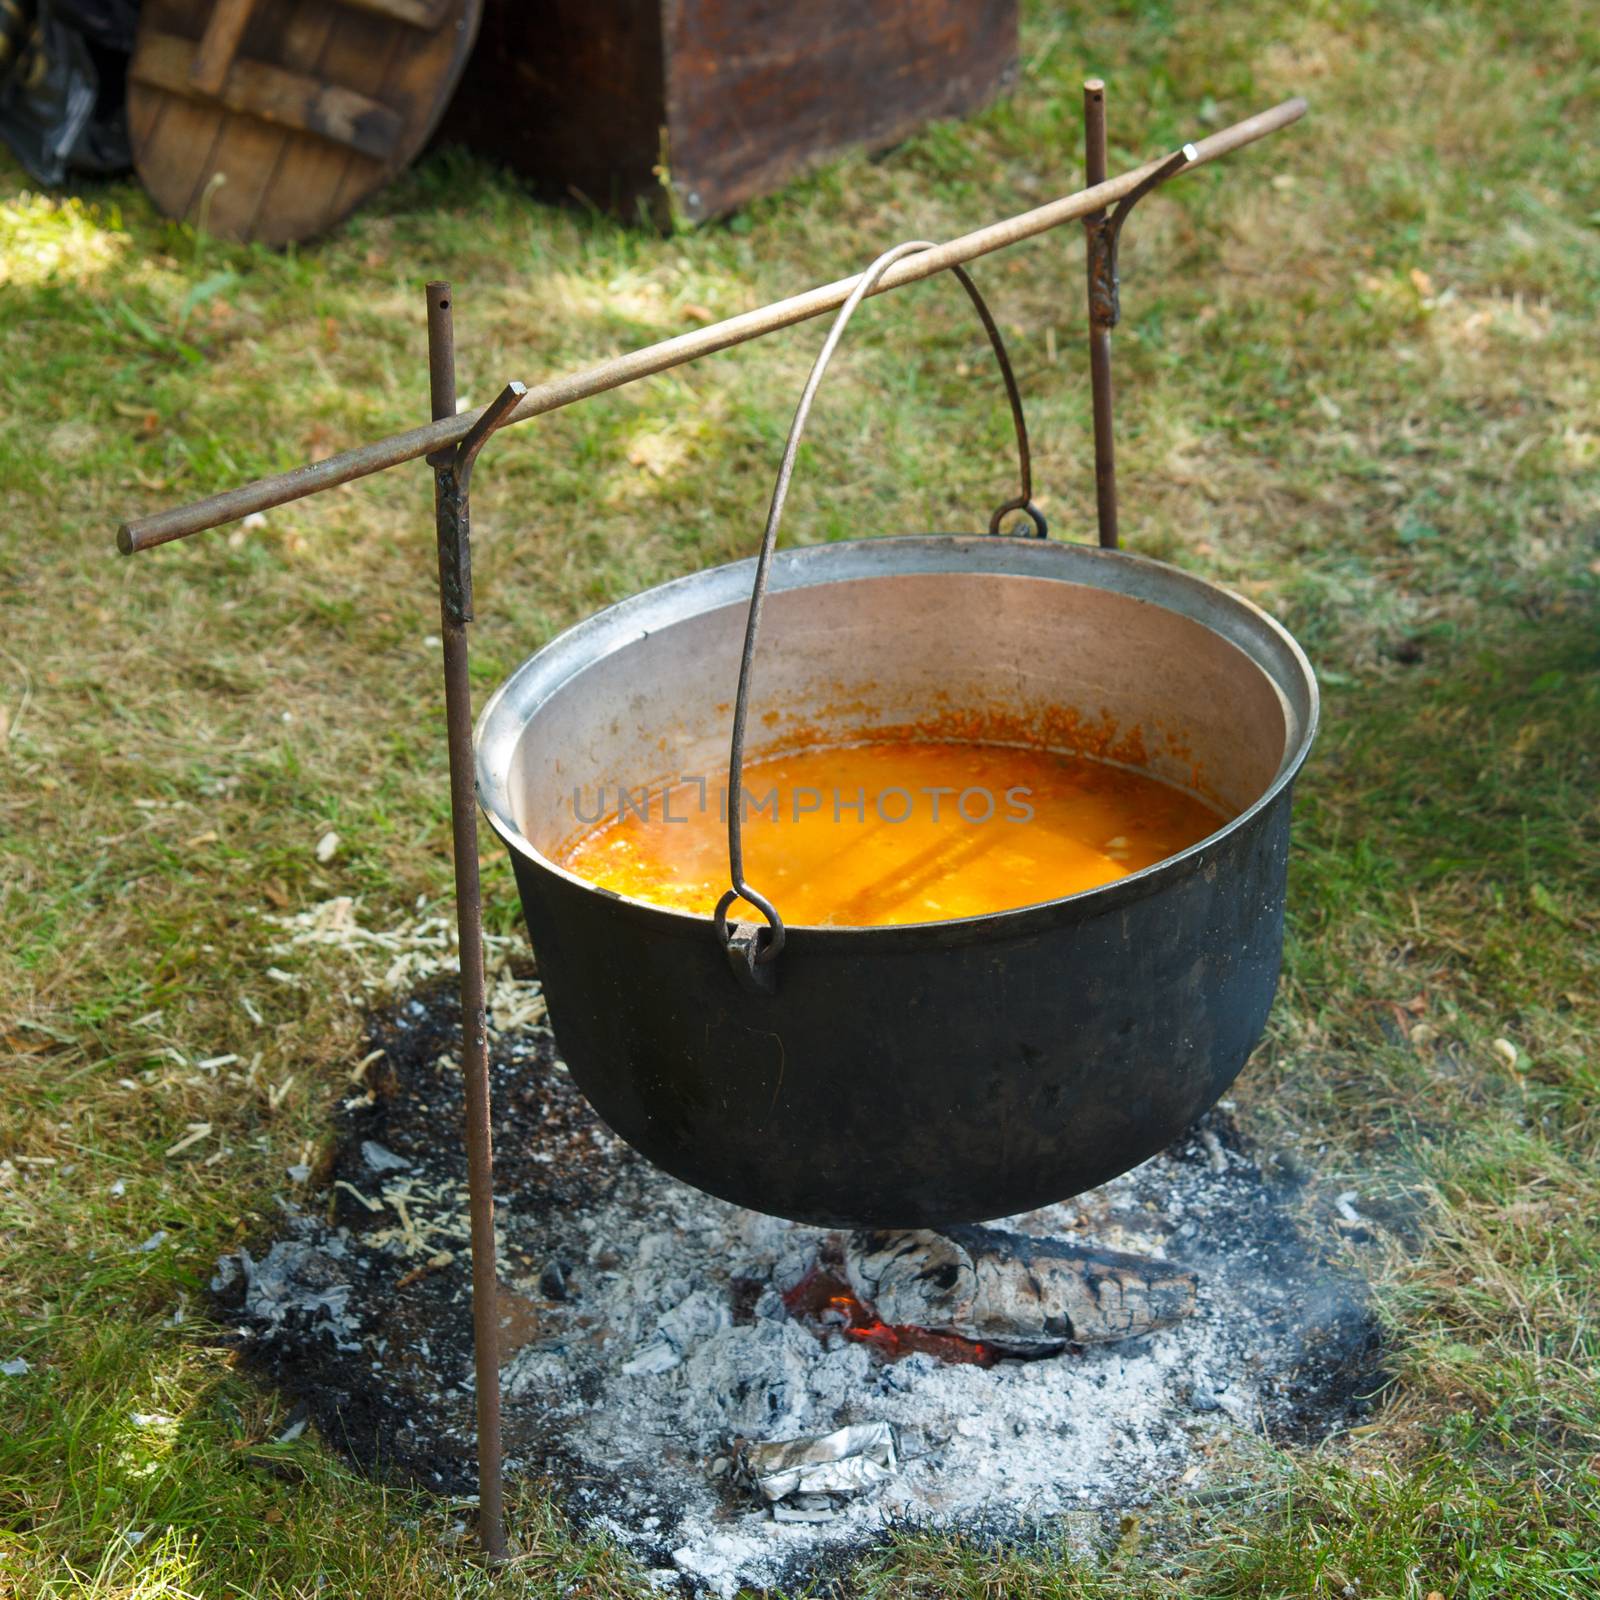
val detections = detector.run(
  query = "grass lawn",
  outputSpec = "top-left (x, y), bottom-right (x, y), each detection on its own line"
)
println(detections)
top-left (3, 0), bottom-right (1598, 1593)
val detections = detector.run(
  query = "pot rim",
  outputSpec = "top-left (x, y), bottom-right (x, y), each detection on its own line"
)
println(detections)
top-left (474, 534), bottom-right (1319, 948)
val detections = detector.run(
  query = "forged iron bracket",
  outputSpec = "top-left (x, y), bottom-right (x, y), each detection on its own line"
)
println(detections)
top-left (1083, 144), bottom-right (1197, 332)
top-left (428, 381), bottom-right (526, 626)
top-left (432, 473), bottom-right (473, 625)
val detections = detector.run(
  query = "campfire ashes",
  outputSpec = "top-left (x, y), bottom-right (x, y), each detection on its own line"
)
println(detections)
top-left (215, 968), bottom-right (1383, 1595)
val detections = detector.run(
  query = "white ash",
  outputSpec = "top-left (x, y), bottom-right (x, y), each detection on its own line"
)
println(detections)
top-left (360, 1140), bottom-right (412, 1174)
top-left (220, 975), bottom-right (1377, 1598)
top-left (507, 1168), bottom-right (1280, 1595)
top-left (212, 1241), bottom-right (360, 1349)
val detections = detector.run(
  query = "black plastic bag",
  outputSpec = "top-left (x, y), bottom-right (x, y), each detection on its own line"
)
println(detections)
top-left (0, 0), bottom-right (138, 186)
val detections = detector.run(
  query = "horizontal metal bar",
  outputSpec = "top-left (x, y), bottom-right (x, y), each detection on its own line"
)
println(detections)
top-left (118, 95), bottom-right (1305, 555)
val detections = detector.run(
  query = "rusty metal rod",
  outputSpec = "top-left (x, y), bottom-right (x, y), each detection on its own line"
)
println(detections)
top-left (1083, 78), bottom-right (1117, 548)
top-left (426, 280), bottom-right (509, 1564)
top-left (1082, 79), bottom-right (1195, 548)
top-left (117, 94), bottom-right (1306, 555)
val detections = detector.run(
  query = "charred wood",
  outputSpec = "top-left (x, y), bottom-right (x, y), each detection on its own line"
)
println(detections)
top-left (846, 1224), bottom-right (1197, 1354)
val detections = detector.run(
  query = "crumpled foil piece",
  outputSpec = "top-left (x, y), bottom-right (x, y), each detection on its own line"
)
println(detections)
top-left (739, 1421), bottom-right (898, 1503)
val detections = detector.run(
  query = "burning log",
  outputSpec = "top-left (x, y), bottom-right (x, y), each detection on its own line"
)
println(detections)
top-left (845, 1224), bottom-right (1197, 1355)
top-left (780, 1253), bottom-right (999, 1366)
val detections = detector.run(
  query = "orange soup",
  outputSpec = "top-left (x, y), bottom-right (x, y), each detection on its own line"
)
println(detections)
top-left (556, 741), bottom-right (1226, 928)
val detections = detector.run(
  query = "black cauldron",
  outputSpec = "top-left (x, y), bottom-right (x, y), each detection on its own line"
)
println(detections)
top-left (475, 532), bottom-right (1316, 1227)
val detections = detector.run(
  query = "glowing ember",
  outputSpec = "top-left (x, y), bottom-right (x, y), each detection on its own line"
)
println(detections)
top-left (781, 1262), bottom-right (998, 1369)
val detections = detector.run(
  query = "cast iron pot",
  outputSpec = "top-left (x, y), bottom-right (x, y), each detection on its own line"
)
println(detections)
top-left (475, 532), bottom-right (1317, 1227)
top-left (475, 243), bottom-right (1317, 1228)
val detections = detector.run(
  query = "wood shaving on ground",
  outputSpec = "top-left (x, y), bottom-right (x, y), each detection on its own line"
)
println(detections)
top-left (164, 1122), bottom-right (212, 1157)
top-left (349, 1048), bottom-right (386, 1083)
top-left (486, 968), bottom-right (547, 1031)
top-left (332, 1180), bottom-right (384, 1214)
top-left (262, 897), bottom-right (519, 993)
top-left (364, 1173), bottom-right (473, 1260)
top-left (395, 1250), bottom-right (455, 1290)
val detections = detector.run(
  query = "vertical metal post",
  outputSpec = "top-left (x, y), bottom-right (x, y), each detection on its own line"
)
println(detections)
top-left (1082, 77), bottom-right (1119, 549)
top-left (425, 279), bottom-right (508, 1563)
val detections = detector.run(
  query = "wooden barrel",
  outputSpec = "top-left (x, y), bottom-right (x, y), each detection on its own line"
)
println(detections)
top-left (129, 0), bottom-right (481, 246)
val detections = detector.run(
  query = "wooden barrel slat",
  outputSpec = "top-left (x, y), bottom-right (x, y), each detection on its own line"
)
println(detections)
top-left (325, 19), bottom-right (407, 223)
top-left (341, 0), bottom-right (454, 29)
top-left (246, 3), bottom-right (361, 246)
top-left (187, 0), bottom-right (259, 96)
top-left (179, 0), bottom-right (296, 243)
top-left (132, 32), bottom-right (405, 160)
top-left (130, 0), bottom-right (480, 246)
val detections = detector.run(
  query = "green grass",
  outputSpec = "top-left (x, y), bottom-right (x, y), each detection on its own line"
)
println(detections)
top-left (4, 0), bottom-right (1599, 1593)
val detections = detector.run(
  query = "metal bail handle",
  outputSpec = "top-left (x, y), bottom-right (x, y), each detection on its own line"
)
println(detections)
top-left (713, 240), bottom-right (1047, 980)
